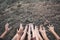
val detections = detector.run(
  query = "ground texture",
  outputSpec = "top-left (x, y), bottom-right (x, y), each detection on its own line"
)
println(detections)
top-left (0, 0), bottom-right (60, 40)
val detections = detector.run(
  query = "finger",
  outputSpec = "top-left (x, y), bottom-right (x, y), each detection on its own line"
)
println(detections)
top-left (5, 23), bottom-right (9, 27)
top-left (35, 26), bottom-right (38, 30)
top-left (51, 25), bottom-right (54, 27)
top-left (9, 27), bottom-right (12, 30)
top-left (40, 25), bottom-right (42, 30)
top-left (25, 24), bottom-right (28, 30)
top-left (29, 27), bottom-right (30, 32)
top-left (5, 25), bottom-right (9, 30)
top-left (35, 26), bottom-right (39, 33)
top-left (42, 27), bottom-right (45, 30)
top-left (49, 24), bottom-right (51, 26)
top-left (29, 23), bottom-right (34, 30)
top-left (24, 25), bottom-right (28, 32)
top-left (17, 29), bottom-right (19, 33)
top-left (48, 29), bottom-right (50, 31)
top-left (19, 24), bottom-right (23, 30)
top-left (51, 25), bottom-right (54, 29)
top-left (20, 23), bottom-right (23, 28)
top-left (5, 26), bottom-right (8, 29)
top-left (47, 26), bottom-right (49, 28)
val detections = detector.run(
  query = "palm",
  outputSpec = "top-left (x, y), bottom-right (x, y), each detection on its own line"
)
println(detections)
top-left (48, 25), bottom-right (54, 31)
top-left (5, 23), bottom-right (11, 32)
top-left (40, 25), bottom-right (46, 33)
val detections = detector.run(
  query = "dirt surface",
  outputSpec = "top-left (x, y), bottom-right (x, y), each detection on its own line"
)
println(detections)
top-left (0, 1), bottom-right (60, 40)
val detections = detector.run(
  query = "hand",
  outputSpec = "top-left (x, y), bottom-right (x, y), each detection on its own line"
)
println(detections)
top-left (35, 26), bottom-right (38, 32)
top-left (5, 23), bottom-right (12, 32)
top-left (24, 24), bottom-right (28, 33)
top-left (48, 25), bottom-right (54, 32)
top-left (35, 26), bottom-right (43, 40)
top-left (35, 26), bottom-right (39, 33)
top-left (12, 24), bottom-right (23, 40)
top-left (39, 25), bottom-right (46, 33)
top-left (48, 25), bottom-right (60, 40)
top-left (0, 23), bottom-right (12, 38)
top-left (17, 24), bottom-right (23, 35)
top-left (27, 24), bottom-right (31, 40)
top-left (20, 25), bottom-right (28, 40)
top-left (29, 23), bottom-right (34, 32)
top-left (16, 24), bottom-right (23, 40)
top-left (29, 23), bottom-right (36, 38)
top-left (39, 25), bottom-right (49, 40)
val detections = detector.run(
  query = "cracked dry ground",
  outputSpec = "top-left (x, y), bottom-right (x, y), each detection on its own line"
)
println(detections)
top-left (0, 2), bottom-right (60, 40)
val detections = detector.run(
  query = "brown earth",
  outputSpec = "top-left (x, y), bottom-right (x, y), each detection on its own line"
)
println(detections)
top-left (0, 1), bottom-right (60, 40)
